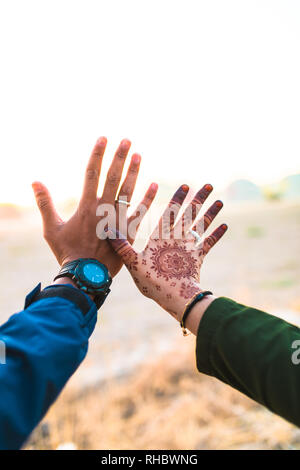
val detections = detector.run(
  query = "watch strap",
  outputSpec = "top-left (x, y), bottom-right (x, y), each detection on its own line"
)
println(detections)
top-left (54, 260), bottom-right (79, 280)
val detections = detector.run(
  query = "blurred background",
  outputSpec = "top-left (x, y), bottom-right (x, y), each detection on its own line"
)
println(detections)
top-left (0, 0), bottom-right (300, 449)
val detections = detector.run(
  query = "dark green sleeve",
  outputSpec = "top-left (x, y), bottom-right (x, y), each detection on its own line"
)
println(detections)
top-left (196, 297), bottom-right (300, 427)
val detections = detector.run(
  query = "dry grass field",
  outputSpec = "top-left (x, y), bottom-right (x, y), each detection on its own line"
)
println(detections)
top-left (27, 345), bottom-right (300, 450)
top-left (0, 200), bottom-right (300, 449)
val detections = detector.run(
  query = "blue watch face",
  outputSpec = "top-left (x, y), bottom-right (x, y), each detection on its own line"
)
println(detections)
top-left (82, 263), bottom-right (106, 285)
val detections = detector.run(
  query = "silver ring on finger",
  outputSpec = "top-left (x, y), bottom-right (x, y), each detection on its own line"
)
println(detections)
top-left (189, 229), bottom-right (202, 246)
top-left (115, 199), bottom-right (130, 207)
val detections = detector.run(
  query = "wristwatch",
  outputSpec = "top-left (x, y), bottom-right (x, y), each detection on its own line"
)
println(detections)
top-left (54, 258), bottom-right (112, 309)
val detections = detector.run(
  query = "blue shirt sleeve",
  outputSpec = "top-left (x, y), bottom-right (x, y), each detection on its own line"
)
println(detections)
top-left (0, 283), bottom-right (98, 449)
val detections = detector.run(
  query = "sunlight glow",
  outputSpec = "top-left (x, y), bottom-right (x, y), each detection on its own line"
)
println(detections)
top-left (0, 0), bottom-right (299, 206)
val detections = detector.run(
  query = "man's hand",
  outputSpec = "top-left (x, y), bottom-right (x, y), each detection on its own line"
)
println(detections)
top-left (32, 137), bottom-right (158, 277)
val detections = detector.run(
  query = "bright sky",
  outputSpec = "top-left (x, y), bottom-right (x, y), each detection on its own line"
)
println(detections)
top-left (0, 0), bottom-right (299, 206)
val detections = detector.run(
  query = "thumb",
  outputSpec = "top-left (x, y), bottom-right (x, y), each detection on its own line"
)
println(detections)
top-left (106, 228), bottom-right (138, 269)
top-left (32, 181), bottom-right (60, 230)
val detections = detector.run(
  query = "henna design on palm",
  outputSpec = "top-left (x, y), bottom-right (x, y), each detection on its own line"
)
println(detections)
top-left (107, 183), bottom-right (228, 319)
top-left (149, 242), bottom-right (198, 281)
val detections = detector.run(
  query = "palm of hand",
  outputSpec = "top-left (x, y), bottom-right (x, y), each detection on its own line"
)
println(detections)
top-left (108, 183), bottom-right (227, 319)
top-left (129, 238), bottom-right (203, 317)
top-left (32, 137), bottom-right (158, 277)
top-left (56, 224), bottom-right (123, 278)
top-left (46, 202), bottom-right (132, 277)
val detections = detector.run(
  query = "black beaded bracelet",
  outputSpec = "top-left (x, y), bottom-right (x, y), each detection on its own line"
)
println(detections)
top-left (180, 291), bottom-right (213, 336)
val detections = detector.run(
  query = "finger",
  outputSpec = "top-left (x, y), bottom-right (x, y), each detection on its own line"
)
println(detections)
top-left (101, 139), bottom-right (131, 202)
top-left (173, 183), bottom-right (213, 235)
top-left (193, 200), bottom-right (224, 235)
top-left (201, 224), bottom-right (228, 255)
top-left (154, 184), bottom-right (189, 238)
top-left (127, 182), bottom-right (159, 243)
top-left (106, 228), bottom-right (138, 270)
top-left (81, 136), bottom-right (107, 203)
top-left (32, 181), bottom-right (61, 229)
top-left (116, 153), bottom-right (141, 204)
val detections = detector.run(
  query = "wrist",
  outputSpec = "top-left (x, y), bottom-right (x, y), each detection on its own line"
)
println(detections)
top-left (171, 285), bottom-right (206, 322)
top-left (60, 255), bottom-right (92, 266)
top-left (184, 294), bottom-right (216, 335)
top-left (52, 276), bottom-right (96, 301)
top-left (53, 276), bottom-right (77, 288)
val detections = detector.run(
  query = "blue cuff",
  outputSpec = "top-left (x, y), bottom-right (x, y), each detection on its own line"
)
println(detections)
top-left (24, 283), bottom-right (96, 317)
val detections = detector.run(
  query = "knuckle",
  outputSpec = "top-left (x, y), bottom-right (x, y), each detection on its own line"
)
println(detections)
top-left (37, 198), bottom-right (49, 210)
top-left (143, 197), bottom-right (150, 207)
top-left (93, 151), bottom-right (102, 159)
top-left (79, 204), bottom-right (90, 217)
top-left (129, 165), bottom-right (138, 175)
top-left (204, 214), bottom-right (212, 226)
top-left (206, 236), bottom-right (215, 247)
top-left (86, 168), bottom-right (99, 181)
top-left (107, 173), bottom-right (119, 187)
top-left (145, 193), bottom-right (154, 204)
top-left (120, 186), bottom-right (131, 197)
top-left (117, 150), bottom-right (127, 160)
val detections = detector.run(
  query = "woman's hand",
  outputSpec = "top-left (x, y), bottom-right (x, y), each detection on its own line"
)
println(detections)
top-left (32, 137), bottom-right (158, 277)
top-left (106, 184), bottom-right (227, 320)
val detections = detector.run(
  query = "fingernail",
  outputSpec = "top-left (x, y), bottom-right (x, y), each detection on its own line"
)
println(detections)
top-left (181, 184), bottom-right (189, 193)
top-left (132, 153), bottom-right (141, 164)
top-left (205, 184), bottom-right (213, 191)
top-left (121, 139), bottom-right (131, 149)
top-left (221, 224), bottom-right (228, 230)
top-left (32, 182), bottom-right (42, 191)
top-left (216, 200), bottom-right (223, 208)
top-left (150, 182), bottom-right (158, 191)
top-left (97, 136), bottom-right (107, 146)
